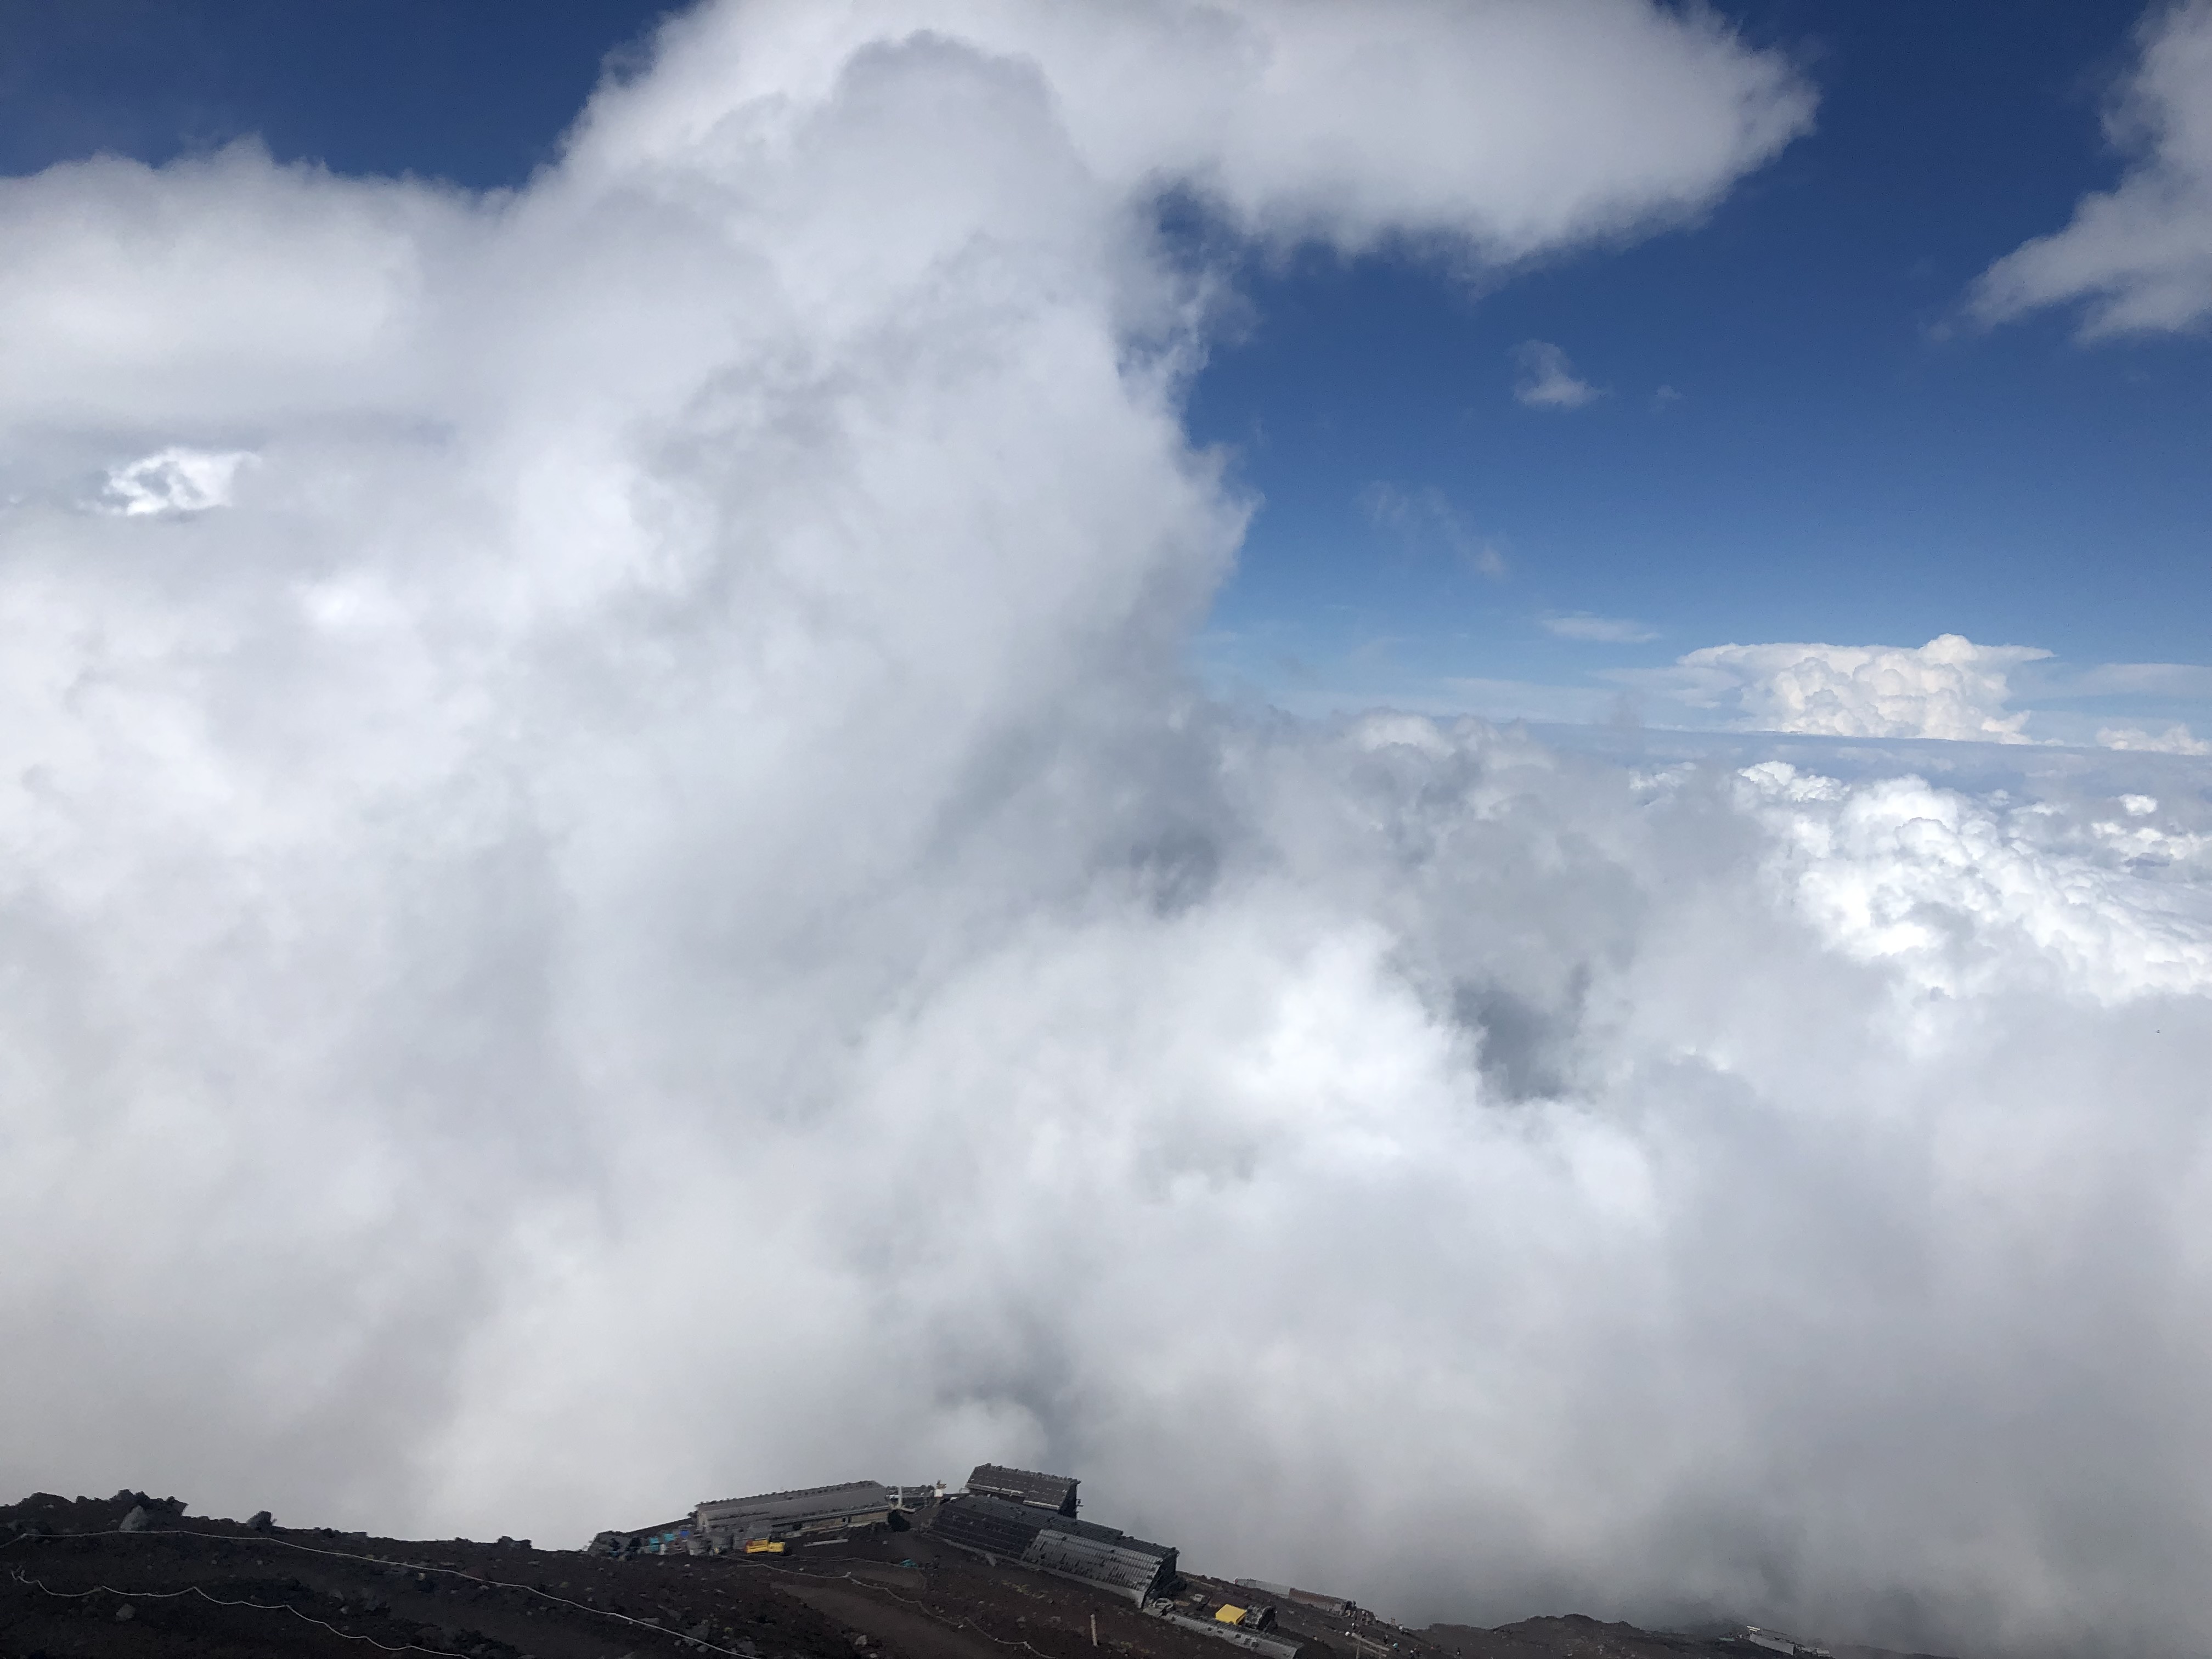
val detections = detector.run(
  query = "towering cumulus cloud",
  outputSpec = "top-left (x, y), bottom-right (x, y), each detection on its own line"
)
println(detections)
top-left (1656, 635), bottom-right (2053, 742)
top-left (2, 5), bottom-right (2210, 1657)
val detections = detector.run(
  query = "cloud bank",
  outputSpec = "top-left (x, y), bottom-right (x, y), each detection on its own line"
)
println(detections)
top-left (1973, 0), bottom-right (2212, 334)
top-left (2100, 721), bottom-right (2212, 754)
top-left (1646, 634), bottom-right (2053, 742)
top-left (2, 7), bottom-right (2211, 1658)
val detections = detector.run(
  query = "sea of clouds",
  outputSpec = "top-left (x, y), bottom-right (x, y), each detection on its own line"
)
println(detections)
top-left (1, 3), bottom-right (2208, 1657)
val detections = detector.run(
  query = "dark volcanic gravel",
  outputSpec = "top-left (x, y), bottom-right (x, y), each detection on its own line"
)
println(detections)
top-left (0, 1489), bottom-right (1848, 1659)
top-left (2, 1490), bottom-right (862, 1659)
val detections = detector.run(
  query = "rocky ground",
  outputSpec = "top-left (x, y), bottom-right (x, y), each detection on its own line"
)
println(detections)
top-left (0, 1491), bottom-right (1927, 1659)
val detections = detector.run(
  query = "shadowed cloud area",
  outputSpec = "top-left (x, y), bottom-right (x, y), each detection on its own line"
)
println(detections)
top-left (0, 5), bottom-right (2208, 1659)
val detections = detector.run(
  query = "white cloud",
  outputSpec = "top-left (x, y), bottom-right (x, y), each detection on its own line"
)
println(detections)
top-left (1649, 633), bottom-right (2052, 742)
top-left (99, 446), bottom-right (256, 516)
top-left (1733, 759), bottom-right (2211, 1001)
top-left (5, 8), bottom-right (2212, 1657)
top-left (585, 0), bottom-right (1814, 263)
top-left (1511, 338), bottom-right (1604, 408)
top-left (1543, 611), bottom-right (1657, 642)
top-left (1972, 0), bottom-right (2212, 334)
top-left (0, 143), bottom-right (458, 433)
top-left (2100, 721), bottom-right (2212, 754)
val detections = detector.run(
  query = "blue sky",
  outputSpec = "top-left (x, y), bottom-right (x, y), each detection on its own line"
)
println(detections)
top-left (2, 0), bottom-right (2205, 741)
top-left (1187, 2), bottom-right (2212, 732)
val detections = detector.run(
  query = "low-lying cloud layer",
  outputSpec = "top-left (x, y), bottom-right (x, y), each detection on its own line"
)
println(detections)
top-left (1639, 635), bottom-right (2054, 743)
top-left (1605, 637), bottom-right (2211, 753)
top-left (2, 6), bottom-right (2209, 1658)
top-left (2099, 722), bottom-right (2212, 754)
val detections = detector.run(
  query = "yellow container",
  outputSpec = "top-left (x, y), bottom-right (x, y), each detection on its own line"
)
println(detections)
top-left (746, 1539), bottom-right (789, 1555)
top-left (1215, 1606), bottom-right (1249, 1626)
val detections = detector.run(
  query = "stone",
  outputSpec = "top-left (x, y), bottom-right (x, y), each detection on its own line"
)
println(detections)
top-left (119, 1506), bottom-right (154, 1532)
top-left (115, 1604), bottom-right (136, 1622)
top-left (247, 1510), bottom-right (274, 1532)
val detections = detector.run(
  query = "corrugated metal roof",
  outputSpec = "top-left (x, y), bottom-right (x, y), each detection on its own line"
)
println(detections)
top-left (695, 1481), bottom-right (900, 1542)
top-left (1152, 1609), bottom-right (1306, 1659)
top-left (925, 1494), bottom-right (1178, 1605)
top-left (967, 1464), bottom-right (1080, 1515)
top-left (699, 1481), bottom-right (884, 1509)
top-left (1021, 1527), bottom-right (1177, 1604)
top-left (927, 1495), bottom-right (1048, 1559)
